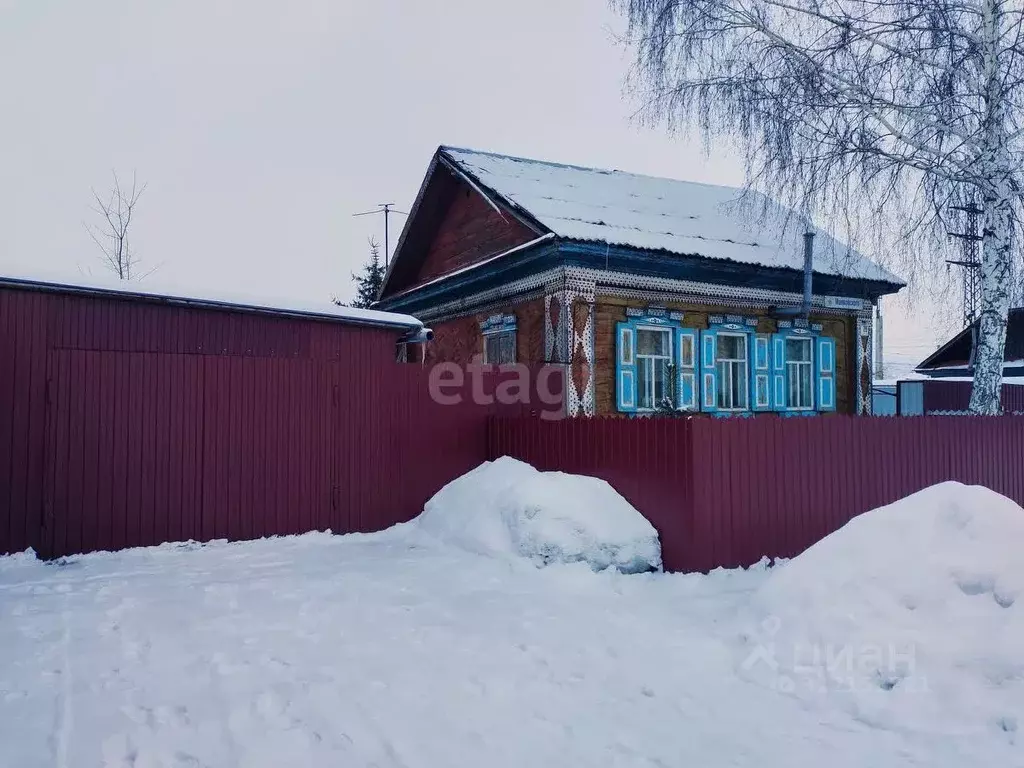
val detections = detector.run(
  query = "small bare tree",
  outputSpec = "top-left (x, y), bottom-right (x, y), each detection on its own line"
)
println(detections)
top-left (86, 171), bottom-right (147, 280)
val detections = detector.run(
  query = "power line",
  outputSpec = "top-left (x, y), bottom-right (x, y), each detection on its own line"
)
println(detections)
top-left (353, 203), bottom-right (409, 268)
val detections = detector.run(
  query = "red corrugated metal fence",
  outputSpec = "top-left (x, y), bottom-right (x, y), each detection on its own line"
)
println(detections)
top-left (489, 415), bottom-right (1024, 572)
top-left (6, 284), bottom-right (1024, 570)
top-left (2, 286), bottom-right (553, 558)
top-left (920, 379), bottom-right (1024, 413)
top-left (39, 353), bottom-right (491, 557)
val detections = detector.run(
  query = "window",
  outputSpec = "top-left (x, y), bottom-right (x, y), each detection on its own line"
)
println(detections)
top-left (715, 333), bottom-right (748, 410)
top-left (616, 314), bottom-right (695, 413)
top-left (636, 327), bottom-right (672, 409)
top-left (785, 337), bottom-right (813, 409)
top-left (483, 331), bottom-right (516, 364)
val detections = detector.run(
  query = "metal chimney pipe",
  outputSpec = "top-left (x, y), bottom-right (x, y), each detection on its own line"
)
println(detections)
top-left (801, 229), bottom-right (815, 317)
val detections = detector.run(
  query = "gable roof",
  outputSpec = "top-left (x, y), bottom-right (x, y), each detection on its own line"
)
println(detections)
top-left (917, 309), bottom-right (1024, 371)
top-left (438, 146), bottom-right (903, 286)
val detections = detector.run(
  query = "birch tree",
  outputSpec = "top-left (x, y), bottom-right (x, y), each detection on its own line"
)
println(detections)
top-left (616, 0), bottom-right (1024, 413)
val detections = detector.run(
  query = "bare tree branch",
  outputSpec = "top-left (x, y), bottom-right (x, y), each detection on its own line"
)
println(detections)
top-left (617, 0), bottom-right (1024, 413)
top-left (85, 171), bottom-right (148, 280)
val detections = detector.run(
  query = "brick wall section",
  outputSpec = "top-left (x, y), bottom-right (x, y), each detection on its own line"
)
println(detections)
top-left (412, 186), bottom-right (537, 288)
top-left (593, 295), bottom-right (855, 416)
top-left (421, 297), bottom-right (546, 366)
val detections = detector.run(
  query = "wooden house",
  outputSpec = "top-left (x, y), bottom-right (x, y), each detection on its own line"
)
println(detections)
top-left (377, 146), bottom-right (904, 417)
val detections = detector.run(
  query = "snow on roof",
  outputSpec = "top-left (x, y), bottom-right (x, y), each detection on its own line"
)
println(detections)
top-left (441, 146), bottom-right (903, 286)
top-left (908, 376), bottom-right (1024, 385)
top-left (914, 362), bottom-right (1024, 374)
top-left (0, 267), bottom-right (423, 331)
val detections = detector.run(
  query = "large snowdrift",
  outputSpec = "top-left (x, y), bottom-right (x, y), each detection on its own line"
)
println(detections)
top-left (744, 482), bottom-right (1024, 738)
top-left (413, 457), bottom-right (662, 573)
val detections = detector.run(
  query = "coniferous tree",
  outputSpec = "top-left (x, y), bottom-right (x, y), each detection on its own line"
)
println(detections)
top-left (339, 238), bottom-right (386, 308)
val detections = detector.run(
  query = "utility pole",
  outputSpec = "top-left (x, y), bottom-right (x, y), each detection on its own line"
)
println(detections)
top-left (353, 203), bottom-right (408, 268)
top-left (947, 202), bottom-right (982, 328)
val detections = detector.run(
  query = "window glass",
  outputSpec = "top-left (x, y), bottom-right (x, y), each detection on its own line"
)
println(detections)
top-left (484, 331), bottom-right (516, 364)
top-left (715, 333), bottom-right (748, 410)
top-left (635, 327), bottom-right (671, 409)
top-left (637, 355), bottom-right (650, 408)
top-left (717, 334), bottom-right (744, 361)
top-left (637, 329), bottom-right (669, 356)
top-left (785, 337), bottom-right (813, 409)
top-left (786, 337), bottom-right (812, 363)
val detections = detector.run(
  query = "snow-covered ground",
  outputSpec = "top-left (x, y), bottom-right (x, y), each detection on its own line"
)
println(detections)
top-left (2, 479), bottom-right (1021, 767)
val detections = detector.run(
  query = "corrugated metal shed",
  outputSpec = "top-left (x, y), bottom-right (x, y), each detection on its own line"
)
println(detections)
top-left (0, 276), bottom-right (456, 558)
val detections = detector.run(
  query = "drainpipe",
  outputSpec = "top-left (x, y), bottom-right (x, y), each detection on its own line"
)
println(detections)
top-left (874, 302), bottom-right (885, 380)
top-left (402, 326), bottom-right (434, 344)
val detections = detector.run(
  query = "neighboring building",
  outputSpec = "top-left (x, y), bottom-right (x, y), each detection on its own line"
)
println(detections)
top-left (895, 379), bottom-right (1024, 415)
top-left (378, 146), bottom-right (904, 417)
top-left (915, 308), bottom-right (1024, 378)
top-left (896, 315), bottom-right (1024, 414)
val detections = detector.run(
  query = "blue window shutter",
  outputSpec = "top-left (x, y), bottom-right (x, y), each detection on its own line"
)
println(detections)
top-left (752, 333), bottom-right (772, 411)
top-left (616, 322), bottom-right (637, 413)
top-left (817, 336), bottom-right (836, 411)
top-left (771, 334), bottom-right (787, 411)
top-left (676, 327), bottom-right (698, 410)
top-left (700, 329), bottom-right (718, 413)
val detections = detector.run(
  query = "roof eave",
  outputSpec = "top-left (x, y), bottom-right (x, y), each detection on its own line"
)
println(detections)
top-left (0, 276), bottom-right (423, 332)
top-left (378, 150), bottom-right (442, 298)
top-left (915, 323), bottom-right (974, 370)
top-left (436, 146), bottom-right (549, 235)
top-left (559, 239), bottom-right (904, 299)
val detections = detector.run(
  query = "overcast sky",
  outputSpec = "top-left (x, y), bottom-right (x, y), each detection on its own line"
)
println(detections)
top-left (0, 0), bottom-right (956, 368)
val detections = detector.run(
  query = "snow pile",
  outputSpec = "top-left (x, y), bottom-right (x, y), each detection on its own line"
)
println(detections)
top-left (414, 457), bottom-right (662, 573)
top-left (744, 482), bottom-right (1024, 737)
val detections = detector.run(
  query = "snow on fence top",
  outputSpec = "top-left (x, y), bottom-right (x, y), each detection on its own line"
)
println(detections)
top-left (0, 268), bottom-right (424, 332)
top-left (442, 146), bottom-right (903, 286)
